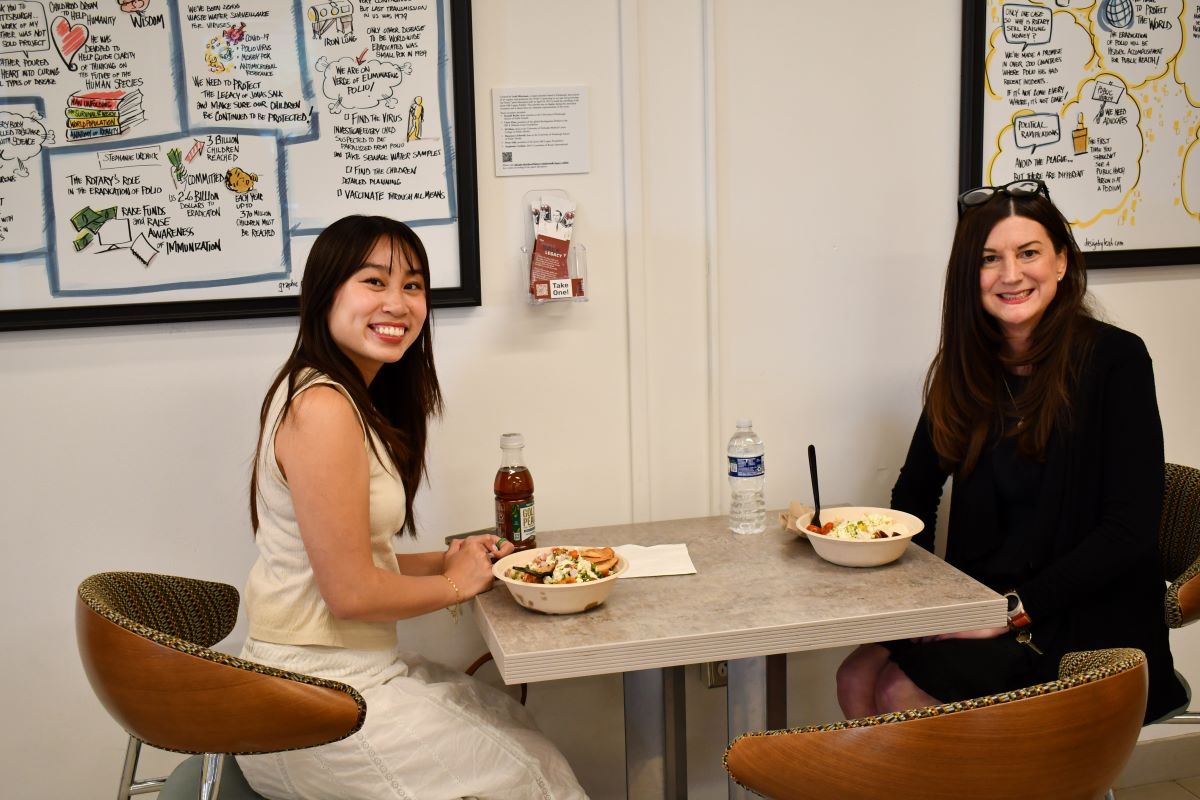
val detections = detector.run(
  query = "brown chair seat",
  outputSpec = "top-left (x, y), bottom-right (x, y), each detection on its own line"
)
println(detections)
top-left (724, 648), bottom-right (1148, 800)
top-left (77, 571), bottom-right (366, 800)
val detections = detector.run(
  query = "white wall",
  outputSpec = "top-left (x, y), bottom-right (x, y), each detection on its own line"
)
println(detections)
top-left (2, 2), bottom-right (1197, 798)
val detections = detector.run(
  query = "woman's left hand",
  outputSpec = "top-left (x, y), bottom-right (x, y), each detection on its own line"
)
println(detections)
top-left (911, 625), bottom-right (1009, 644)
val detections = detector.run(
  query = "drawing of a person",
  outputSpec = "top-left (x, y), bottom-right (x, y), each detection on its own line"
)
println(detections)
top-left (118, 0), bottom-right (149, 14)
top-left (407, 96), bottom-right (423, 141)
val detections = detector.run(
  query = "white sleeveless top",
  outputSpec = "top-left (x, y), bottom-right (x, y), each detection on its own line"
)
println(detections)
top-left (244, 370), bottom-right (404, 650)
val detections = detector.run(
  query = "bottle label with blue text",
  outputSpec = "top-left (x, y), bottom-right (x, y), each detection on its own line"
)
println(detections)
top-left (728, 456), bottom-right (764, 478)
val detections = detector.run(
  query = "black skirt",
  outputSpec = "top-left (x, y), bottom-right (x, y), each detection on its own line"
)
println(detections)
top-left (883, 632), bottom-right (1057, 703)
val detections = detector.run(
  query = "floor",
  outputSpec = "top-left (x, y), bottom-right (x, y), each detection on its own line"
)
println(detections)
top-left (1118, 776), bottom-right (1200, 799)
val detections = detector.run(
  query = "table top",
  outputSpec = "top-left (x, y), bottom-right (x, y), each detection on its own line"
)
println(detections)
top-left (473, 514), bottom-right (1006, 684)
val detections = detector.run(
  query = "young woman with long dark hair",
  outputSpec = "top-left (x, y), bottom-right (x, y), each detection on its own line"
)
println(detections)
top-left (237, 215), bottom-right (586, 799)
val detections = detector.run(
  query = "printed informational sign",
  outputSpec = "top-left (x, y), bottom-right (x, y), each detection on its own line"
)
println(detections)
top-left (962, 0), bottom-right (1200, 268)
top-left (491, 86), bottom-right (589, 177)
top-left (0, 0), bottom-right (480, 329)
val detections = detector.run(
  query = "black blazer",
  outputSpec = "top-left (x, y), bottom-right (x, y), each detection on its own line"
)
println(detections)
top-left (892, 320), bottom-right (1186, 723)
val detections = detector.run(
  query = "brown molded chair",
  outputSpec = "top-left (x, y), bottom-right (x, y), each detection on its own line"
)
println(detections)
top-left (724, 648), bottom-right (1147, 800)
top-left (1158, 462), bottom-right (1200, 724)
top-left (76, 572), bottom-right (366, 800)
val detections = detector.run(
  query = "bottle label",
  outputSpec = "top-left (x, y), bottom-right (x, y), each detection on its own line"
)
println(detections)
top-left (496, 498), bottom-right (536, 542)
top-left (728, 455), bottom-right (764, 478)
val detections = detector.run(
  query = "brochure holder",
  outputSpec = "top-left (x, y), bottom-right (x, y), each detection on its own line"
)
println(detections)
top-left (520, 189), bottom-right (588, 304)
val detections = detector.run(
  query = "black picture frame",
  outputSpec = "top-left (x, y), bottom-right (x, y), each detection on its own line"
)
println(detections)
top-left (959, 0), bottom-right (1200, 270)
top-left (0, 0), bottom-right (481, 332)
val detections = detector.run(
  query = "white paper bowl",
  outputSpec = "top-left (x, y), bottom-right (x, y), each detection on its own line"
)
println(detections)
top-left (800, 506), bottom-right (925, 568)
top-left (492, 546), bottom-right (628, 614)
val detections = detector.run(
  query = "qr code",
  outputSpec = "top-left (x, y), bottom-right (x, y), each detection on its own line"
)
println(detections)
top-left (501, 151), bottom-right (513, 163)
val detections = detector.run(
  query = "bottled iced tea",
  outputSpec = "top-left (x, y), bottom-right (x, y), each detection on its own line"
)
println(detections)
top-left (494, 433), bottom-right (536, 551)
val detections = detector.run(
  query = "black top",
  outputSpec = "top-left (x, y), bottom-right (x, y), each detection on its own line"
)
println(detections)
top-left (892, 319), bottom-right (1186, 723)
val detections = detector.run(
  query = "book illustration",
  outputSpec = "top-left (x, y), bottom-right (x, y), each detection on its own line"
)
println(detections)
top-left (68, 88), bottom-right (144, 111)
top-left (50, 16), bottom-right (88, 72)
top-left (62, 89), bottom-right (146, 143)
top-left (0, 110), bottom-right (56, 179)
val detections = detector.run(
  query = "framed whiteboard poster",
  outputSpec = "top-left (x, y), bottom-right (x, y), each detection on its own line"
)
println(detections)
top-left (0, 0), bottom-right (481, 331)
top-left (960, 0), bottom-right (1200, 269)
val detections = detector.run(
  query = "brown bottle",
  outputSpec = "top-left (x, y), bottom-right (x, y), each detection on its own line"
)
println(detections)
top-left (494, 433), bottom-right (536, 551)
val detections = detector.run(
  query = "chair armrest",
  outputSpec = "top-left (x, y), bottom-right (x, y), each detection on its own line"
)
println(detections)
top-left (1166, 554), bottom-right (1200, 628)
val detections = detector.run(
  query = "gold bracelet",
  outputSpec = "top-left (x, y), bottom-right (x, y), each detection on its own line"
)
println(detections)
top-left (441, 574), bottom-right (461, 624)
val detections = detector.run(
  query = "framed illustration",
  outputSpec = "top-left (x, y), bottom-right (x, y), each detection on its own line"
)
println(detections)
top-left (960, 0), bottom-right (1200, 269)
top-left (0, 0), bottom-right (481, 331)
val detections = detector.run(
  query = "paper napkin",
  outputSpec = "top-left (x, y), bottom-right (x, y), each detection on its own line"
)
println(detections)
top-left (613, 543), bottom-right (697, 579)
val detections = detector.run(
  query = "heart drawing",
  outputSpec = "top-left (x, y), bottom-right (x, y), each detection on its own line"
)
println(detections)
top-left (51, 16), bottom-right (89, 72)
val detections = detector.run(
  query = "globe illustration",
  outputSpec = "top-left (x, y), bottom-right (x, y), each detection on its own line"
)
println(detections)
top-left (1104, 0), bottom-right (1134, 29)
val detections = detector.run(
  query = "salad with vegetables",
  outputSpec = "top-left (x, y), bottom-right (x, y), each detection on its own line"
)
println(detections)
top-left (506, 547), bottom-right (609, 584)
top-left (807, 513), bottom-right (903, 540)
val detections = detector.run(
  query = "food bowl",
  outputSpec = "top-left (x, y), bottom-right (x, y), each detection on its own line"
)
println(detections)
top-left (492, 546), bottom-right (628, 614)
top-left (799, 506), bottom-right (924, 568)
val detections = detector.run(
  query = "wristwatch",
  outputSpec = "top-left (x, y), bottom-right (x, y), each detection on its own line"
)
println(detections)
top-left (1005, 591), bottom-right (1032, 629)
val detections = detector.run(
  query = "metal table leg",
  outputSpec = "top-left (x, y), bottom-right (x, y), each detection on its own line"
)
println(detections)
top-left (727, 654), bottom-right (787, 799)
top-left (624, 666), bottom-right (687, 799)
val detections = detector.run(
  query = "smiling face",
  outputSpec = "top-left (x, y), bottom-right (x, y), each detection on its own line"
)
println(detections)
top-left (327, 235), bottom-right (428, 384)
top-left (978, 214), bottom-right (1067, 352)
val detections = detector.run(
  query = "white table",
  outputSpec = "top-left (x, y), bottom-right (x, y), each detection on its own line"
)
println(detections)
top-left (473, 514), bottom-right (1006, 798)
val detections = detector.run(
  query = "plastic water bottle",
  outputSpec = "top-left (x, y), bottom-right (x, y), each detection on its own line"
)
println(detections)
top-left (727, 419), bottom-right (766, 534)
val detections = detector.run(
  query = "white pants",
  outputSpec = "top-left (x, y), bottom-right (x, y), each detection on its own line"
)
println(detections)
top-left (235, 639), bottom-right (587, 800)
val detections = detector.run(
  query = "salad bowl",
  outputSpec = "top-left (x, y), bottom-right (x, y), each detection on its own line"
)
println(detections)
top-left (492, 545), bottom-right (628, 614)
top-left (799, 506), bottom-right (925, 568)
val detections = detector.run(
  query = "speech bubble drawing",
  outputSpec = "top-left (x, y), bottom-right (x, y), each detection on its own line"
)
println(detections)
top-left (0, 1), bottom-right (50, 57)
top-left (1014, 113), bottom-right (1062, 154)
top-left (1002, 4), bottom-right (1053, 51)
top-left (0, 109), bottom-right (53, 177)
top-left (313, 55), bottom-right (412, 115)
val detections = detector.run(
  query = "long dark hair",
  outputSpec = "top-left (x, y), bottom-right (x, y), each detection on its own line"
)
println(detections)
top-left (250, 215), bottom-right (443, 537)
top-left (924, 192), bottom-right (1095, 476)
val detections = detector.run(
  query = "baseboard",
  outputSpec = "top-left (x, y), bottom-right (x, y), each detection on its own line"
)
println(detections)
top-left (1115, 731), bottom-right (1200, 788)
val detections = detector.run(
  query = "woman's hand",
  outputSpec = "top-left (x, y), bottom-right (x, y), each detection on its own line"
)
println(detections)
top-left (443, 537), bottom-right (500, 599)
top-left (468, 533), bottom-right (515, 561)
top-left (911, 626), bottom-right (1009, 644)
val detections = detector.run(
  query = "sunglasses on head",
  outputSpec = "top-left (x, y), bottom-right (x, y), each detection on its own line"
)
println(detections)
top-left (957, 179), bottom-right (1050, 216)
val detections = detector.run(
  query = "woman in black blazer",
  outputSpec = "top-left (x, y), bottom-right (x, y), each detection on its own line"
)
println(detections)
top-left (835, 181), bottom-right (1186, 724)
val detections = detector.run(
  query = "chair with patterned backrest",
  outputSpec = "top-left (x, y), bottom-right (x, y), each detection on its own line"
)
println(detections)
top-left (1158, 462), bottom-right (1200, 724)
top-left (724, 648), bottom-right (1148, 800)
top-left (76, 572), bottom-right (366, 800)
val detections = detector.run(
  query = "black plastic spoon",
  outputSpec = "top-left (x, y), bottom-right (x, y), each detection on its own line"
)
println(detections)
top-left (807, 444), bottom-right (822, 529)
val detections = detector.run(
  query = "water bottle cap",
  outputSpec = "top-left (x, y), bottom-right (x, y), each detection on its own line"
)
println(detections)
top-left (736, 418), bottom-right (752, 429)
top-left (500, 433), bottom-right (525, 448)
